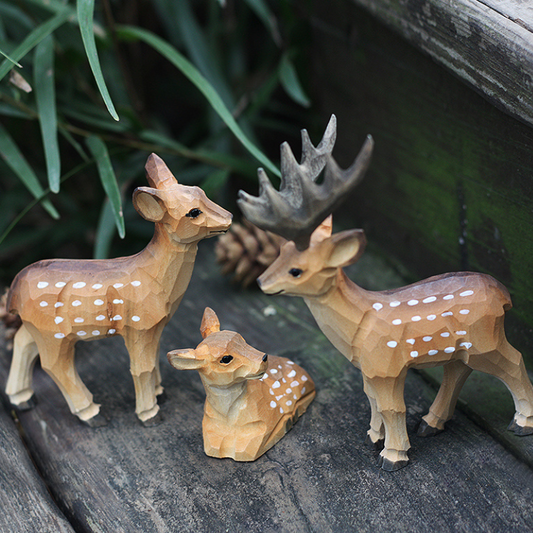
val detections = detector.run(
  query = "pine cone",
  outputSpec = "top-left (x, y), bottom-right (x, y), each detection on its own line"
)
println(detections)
top-left (1, 287), bottom-right (21, 350)
top-left (215, 220), bottom-right (283, 287)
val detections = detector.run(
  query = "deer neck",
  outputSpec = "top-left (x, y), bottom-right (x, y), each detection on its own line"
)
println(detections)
top-left (201, 378), bottom-right (248, 421)
top-left (303, 270), bottom-right (370, 364)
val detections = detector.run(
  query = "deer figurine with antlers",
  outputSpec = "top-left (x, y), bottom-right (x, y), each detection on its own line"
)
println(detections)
top-left (238, 115), bottom-right (533, 470)
top-left (5, 154), bottom-right (232, 426)
top-left (167, 307), bottom-right (315, 461)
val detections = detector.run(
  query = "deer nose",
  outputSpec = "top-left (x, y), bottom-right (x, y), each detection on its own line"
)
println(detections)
top-left (262, 353), bottom-right (268, 362)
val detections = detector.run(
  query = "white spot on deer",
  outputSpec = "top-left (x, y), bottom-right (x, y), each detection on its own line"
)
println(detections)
top-left (72, 300), bottom-right (82, 307)
top-left (423, 336), bottom-right (432, 342)
top-left (428, 350), bottom-right (438, 356)
top-left (293, 395), bottom-right (298, 400)
top-left (74, 317), bottom-right (84, 323)
top-left (440, 332), bottom-right (450, 337)
top-left (270, 368), bottom-right (278, 374)
top-left (40, 301), bottom-right (48, 307)
top-left (286, 400), bottom-right (293, 406)
top-left (442, 311), bottom-right (453, 317)
top-left (423, 296), bottom-right (436, 303)
top-left (286, 388), bottom-right (292, 394)
top-left (132, 316), bottom-right (140, 322)
top-left (427, 314), bottom-right (436, 321)
top-left (406, 339), bottom-right (415, 345)
top-left (37, 282), bottom-right (48, 289)
top-left (392, 319), bottom-right (402, 325)
top-left (278, 365), bottom-right (282, 369)
top-left (113, 283), bottom-right (124, 289)
top-left (459, 309), bottom-right (470, 315)
top-left (270, 401), bottom-right (277, 408)
top-left (77, 331), bottom-right (87, 336)
top-left (288, 369), bottom-right (296, 378)
top-left (373, 303), bottom-right (383, 311)
top-left (460, 342), bottom-right (473, 349)
top-left (276, 395), bottom-right (283, 401)
top-left (73, 282), bottom-right (86, 289)
top-left (443, 295), bottom-right (454, 300)
top-left (301, 387), bottom-right (306, 394)
top-left (54, 333), bottom-right (65, 339)
top-left (280, 407), bottom-right (284, 414)
top-left (460, 290), bottom-right (474, 297)
top-left (407, 300), bottom-right (418, 306)
top-left (54, 317), bottom-right (63, 324)
top-left (92, 330), bottom-right (100, 336)
top-left (131, 281), bottom-right (141, 287)
top-left (390, 301), bottom-right (401, 308)
top-left (291, 381), bottom-right (299, 387)
top-left (387, 341), bottom-right (398, 348)
top-left (94, 299), bottom-right (104, 306)
top-left (112, 315), bottom-right (122, 321)
top-left (456, 330), bottom-right (467, 335)
top-left (261, 374), bottom-right (268, 380)
top-left (96, 315), bottom-right (105, 321)
top-left (55, 302), bottom-right (64, 308)
top-left (272, 381), bottom-right (281, 389)
top-left (287, 361), bottom-right (294, 365)
top-left (113, 299), bottom-right (123, 305)
top-left (92, 283), bottom-right (103, 290)
top-left (108, 329), bottom-right (116, 334)
top-left (444, 347), bottom-right (455, 353)
top-left (410, 351), bottom-right (419, 358)
top-left (55, 282), bottom-right (66, 288)
top-left (412, 316), bottom-right (421, 322)
top-left (282, 378), bottom-right (287, 383)
top-left (301, 375), bottom-right (308, 382)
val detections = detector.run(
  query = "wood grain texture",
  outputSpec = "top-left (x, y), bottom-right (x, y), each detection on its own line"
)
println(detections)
top-left (0, 243), bottom-right (532, 531)
top-left (349, 0), bottom-right (533, 126)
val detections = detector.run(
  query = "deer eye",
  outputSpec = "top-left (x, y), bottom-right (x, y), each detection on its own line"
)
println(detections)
top-left (289, 268), bottom-right (303, 278)
top-left (186, 208), bottom-right (202, 218)
top-left (220, 355), bottom-right (233, 364)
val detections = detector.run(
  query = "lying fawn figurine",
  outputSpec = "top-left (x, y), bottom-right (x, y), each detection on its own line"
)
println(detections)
top-left (238, 116), bottom-right (533, 470)
top-left (167, 307), bottom-right (315, 461)
top-left (5, 154), bottom-right (232, 426)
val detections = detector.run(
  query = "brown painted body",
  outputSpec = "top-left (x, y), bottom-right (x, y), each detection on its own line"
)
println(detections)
top-left (168, 308), bottom-right (315, 461)
top-left (258, 219), bottom-right (533, 470)
top-left (6, 154), bottom-right (232, 424)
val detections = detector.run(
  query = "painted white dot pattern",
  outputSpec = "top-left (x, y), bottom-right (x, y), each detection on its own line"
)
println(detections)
top-left (132, 316), bottom-right (141, 322)
top-left (72, 300), bottom-right (82, 307)
top-left (387, 341), bottom-right (398, 348)
top-left (423, 336), bottom-right (432, 342)
top-left (94, 299), bottom-right (104, 306)
top-left (291, 381), bottom-right (299, 387)
top-left (112, 315), bottom-right (122, 321)
top-left (74, 317), bottom-right (84, 323)
top-left (92, 331), bottom-right (100, 336)
top-left (272, 381), bottom-right (281, 389)
top-left (301, 376), bottom-right (308, 382)
top-left (54, 333), bottom-right (65, 339)
top-left (55, 302), bottom-right (64, 308)
top-left (390, 301), bottom-right (401, 308)
top-left (113, 299), bottom-right (124, 304)
top-left (459, 309), bottom-right (470, 315)
top-left (406, 339), bottom-right (415, 345)
top-left (92, 283), bottom-right (103, 290)
top-left (444, 347), bottom-right (455, 353)
top-left (270, 368), bottom-right (278, 374)
top-left (442, 312), bottom-right (453, 317)
top-left (131, 281), bottom-right (141, 287)
top-left (373, 303), bottom-right (383, 311)
top-left (55, 282), bottom-right (66, 288)
top-left (407, 300), bottom-right (418, 306)
top-left (423, 296), bottom-right (436, 303)
top-left (37, 282), bottom-right (48, 289)
top-left (40, 301), bottom-right (48, 307)
top-left (270, 400), bottom-right (276, 408)
top-left (460, 290), bottom-right (474, 297)
top-left (288, 369), bottom-right (296, 378)
top-left (443, 295), bottom-right (454, 300)
top-left (73, 282), bottom-right (86, 289)
top-left (108, 329), bottom-right (116, 334)
top-left (410, 351), bottom-right (419, 358)
top-left (428, 350), bottom-right (438, 356)
top-left (392, 319), bottom-right (402, 325)
top-left (427, 315), bottom-right (436, 321)
top-left (412, 316), bottom-right (421, 322)
top-left (55, 317), bottom-right (63, 324)
top-left (460, 342), bottom-right (473, 349)
top-left (113, 283), bottom-right (124, 289)
top-left (456, 330), bottom-right (467, 335)
top-left (440, 332), bottom-right (450, 337)
top-left (96, 315), bottom-right (105, 321)
top-left (77, 331), bottom-right (87, 337)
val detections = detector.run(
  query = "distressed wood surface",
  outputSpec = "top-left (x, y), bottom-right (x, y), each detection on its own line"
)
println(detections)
top-left (347, 0), bottom-right (533, 127)
top-left (1, 243), bottom-right (533, 532)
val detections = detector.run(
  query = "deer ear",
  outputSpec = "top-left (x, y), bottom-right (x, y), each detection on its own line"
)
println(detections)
top-left (200, 307), bottom-right (221, 338)
top-left (145, 153), bottom-right (178, 189)
top-left (133, 187), bottom-right (166, 222)
top-left (167, 349), bottom-right (206, 371)
top-left (325, 229), bottom-right (366, 268)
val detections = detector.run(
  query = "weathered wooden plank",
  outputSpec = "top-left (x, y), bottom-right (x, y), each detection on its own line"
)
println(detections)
top-left (347, 0), bottom-right (533, 127)
top-left (0, 404), bottom-right (74, 532)
top-left (1, 244), bottom-right (532, 532)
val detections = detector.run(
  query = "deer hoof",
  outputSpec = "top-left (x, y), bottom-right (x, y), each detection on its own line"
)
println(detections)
top-left (365, 433), bottom-right (384, 450)
top-left (82, 413), bottom-right (108, 428)
top-left (417, 419), bottom-right (444, 437)
top-left (377, 455), bottom-right (409, 472)
top-left (141, 411), bottom-right (163, 427)
top-left (508, 419), bottom-right (533, 436)
top-left (13, 395), bottom-right (37, 411)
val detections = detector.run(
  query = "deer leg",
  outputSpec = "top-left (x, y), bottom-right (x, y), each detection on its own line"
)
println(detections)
top-left (124, 329), bottom-right (163, 424)
top-left (371, 373), bottom-right (410, 471)
top-left (470, 342), bottom-right (533, 435)
top-left (6, 323), bottom-right (39, 409)
top-left (33, 333), bottom-right (101, 423)
top-left (418, 360), bottom-right (472, 437)
top-left (362, 376), bottom-right (384, 447)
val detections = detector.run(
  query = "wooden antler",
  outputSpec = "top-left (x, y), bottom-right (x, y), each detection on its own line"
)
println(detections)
top-left (237, 115), bottom-right (374, 250)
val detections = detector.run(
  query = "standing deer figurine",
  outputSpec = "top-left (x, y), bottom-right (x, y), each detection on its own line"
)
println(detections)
top-left (238, 116), bottom-right (533, 470)
top-left (5, 154), bottom-right (232, 426)
top-left (167, 307), bottom-right (315, 461)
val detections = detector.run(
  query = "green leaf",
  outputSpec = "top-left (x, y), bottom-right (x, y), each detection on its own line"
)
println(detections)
top-left (0, 49), bottom-right (22, 68)
top-left (0, 122), bottom-right (59, 219)
top-left (279, 54), bottom-right (311, 108)
top-left (34, 35), bottom-right (61, 193)
top-left (77, 0), bottom-right (119, 121)
top-left (0, 9), bottom-right (71, 83)
top-left (93, 198), bottom-right (116, 259)
top-left (86, 135), bottom-right (125, 238)
top-left (242, 0), bottom-right (281, 46)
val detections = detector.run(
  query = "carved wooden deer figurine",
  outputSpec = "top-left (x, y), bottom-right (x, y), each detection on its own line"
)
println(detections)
top-left (238, 116), bottom-right (533, 470)
top-left (167, 307), bottom-right (315, 461)
top-left (6, 154), bottom-right (232, 426)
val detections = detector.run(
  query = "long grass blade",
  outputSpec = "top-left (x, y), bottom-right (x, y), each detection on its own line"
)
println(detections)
top-left (34, 35), bottom-right (61, 193)
top-left (0, 9), bottom-right (71, 83)
top-left (242, 0), bottom-right (281, 46)
top-left (117, 25), bottom-right (280, 178)
top-left (77, 0), bottom-right (119, 121)
top-left (279, 53), bottom-right (311, 108)
top-left (0, 122), bottom-right (59, 219)
top-left (93, 198), bottom-right (116, 258)
top-left (86, 135), bottom-right (125, 238)
top-left (0, 49), bottom-right (22, 68)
